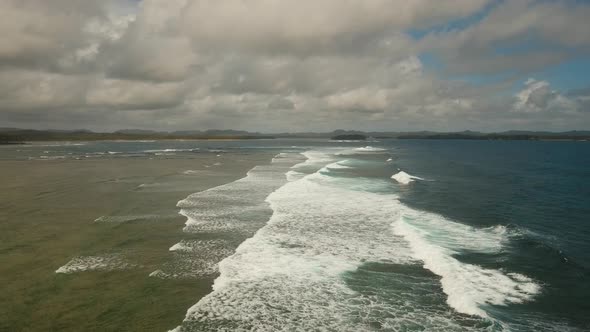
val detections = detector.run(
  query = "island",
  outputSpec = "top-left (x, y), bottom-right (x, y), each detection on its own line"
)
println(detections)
top-left (331, 134), bottom-right (367, 140)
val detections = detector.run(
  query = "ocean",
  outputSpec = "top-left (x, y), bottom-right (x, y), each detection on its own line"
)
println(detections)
top-left (1, 139), bottom-right (588, 331)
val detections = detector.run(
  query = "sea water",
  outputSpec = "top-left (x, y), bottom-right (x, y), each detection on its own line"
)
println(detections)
top-left (3, 138), bottom-right (588, 331)
top-left (169, 140), bottom-right (589, 331)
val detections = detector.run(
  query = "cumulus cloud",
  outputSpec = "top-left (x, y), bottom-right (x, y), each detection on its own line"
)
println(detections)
top-left (0, 0), bottom-right (588, 132)
top-left (515, 79), bottom-right (586, 113)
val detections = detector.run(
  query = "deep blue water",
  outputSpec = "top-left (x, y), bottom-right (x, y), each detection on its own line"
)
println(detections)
top-left (386, 140), bottom-right (590, 329)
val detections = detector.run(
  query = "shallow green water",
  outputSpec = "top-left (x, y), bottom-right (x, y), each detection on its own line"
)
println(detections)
top-left (0, 152), bottom-right (270, 332)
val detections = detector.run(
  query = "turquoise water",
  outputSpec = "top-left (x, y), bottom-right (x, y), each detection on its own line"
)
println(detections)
top-left (3, 139), bottom-right (588, 331)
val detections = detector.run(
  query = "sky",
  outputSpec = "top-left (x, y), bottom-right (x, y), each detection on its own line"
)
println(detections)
top-left (1, 0), bottom-right (589, 133)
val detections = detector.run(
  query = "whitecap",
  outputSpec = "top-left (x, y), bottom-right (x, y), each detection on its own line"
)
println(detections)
top-left (93, 215), bottom-right (168, 223)
top-left (144, 148), bottom-right (199, 153)
top-left (286, 170), bottom-right (305, 182)
top-left (393, 213), bottom-right (540, 317)
top-left (152, 240), bottom-right (237, 279)
top-left (391, 170), bottom-right (424, 185)
top-left (56, 254), bottom-right (135, 274)
top-left (354, 146), bottom-right (387, 152)
top-left (178, 156), bottom-right (302, 234)
top-left (325, 161), bottom-right (352, 170)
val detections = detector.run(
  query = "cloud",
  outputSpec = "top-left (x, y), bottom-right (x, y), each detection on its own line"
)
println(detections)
top-left (0, 0), bottom-right (121, 72)
top-left (268, 97), bottom-right (295, 110)
top-left (101, 35), bottom-right (196, 82)
top-left (0, 0), bottom-right (589, 132)
top-left (0, 69), bottom-right (186, 112)
top-left (514, 79), bottom-right (580, 113)
top-left (85, 79), bottom-right (187, 110)
top-left (421, 0), bottom-right (590, 76)
top-left (177, 0), bottom-right (489, 55)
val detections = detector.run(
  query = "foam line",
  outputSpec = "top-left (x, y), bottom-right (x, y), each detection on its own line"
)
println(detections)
top-left (172, 154), bottom-right (420, 331)
top-left (171, 149), bottom-right (541, 330)
top-left (155, 153), bottom-right (305, 281)
top-left (56, 254), bottom-right (135, 274)
top-left (354, 146), bottom-right (388, 152)
top-left (393, 212), bottom-right (540, 317)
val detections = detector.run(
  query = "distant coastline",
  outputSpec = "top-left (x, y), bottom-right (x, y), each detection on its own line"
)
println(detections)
top-left (395, 133), bottom-right (590, 141)
top-left (0, 129), bottom-right (275, 144)
top-left (1, 128), bottom-right (589, 143)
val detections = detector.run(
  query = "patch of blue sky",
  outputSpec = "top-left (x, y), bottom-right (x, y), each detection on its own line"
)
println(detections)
top-left (533, 58), bottom-right (590, 92)
top-left (407, 0), bottom-right (498, 40)
top-left (419, 33), bottom-right (589, 94)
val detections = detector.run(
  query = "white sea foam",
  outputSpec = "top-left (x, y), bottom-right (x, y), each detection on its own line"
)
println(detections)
top-left (23, 142), bottom-right (87, 147)
top-left (391, 170), bottom-right (424, 185)
top-left (392, 213), bottom-right (540, 317)
top-left (37, 155), bottom-right (67, 160)
top-left (172, 149), bottom-right (541, 330)
top-left (335, 146), bottom-right (388, 157)
top-left (157, 153), bottom-right (305, 281)
top-left (169, 239), bottom-right (234, 255)
top-left (325, 161), bottom-right (352, 170)
top-left (334, 139), bottom-right (363, 142)
top-left (151, 240), bottom-right (237, 279)
top-left (177, 155), bottom-right (301, 234)
top-left (300, 150), bottom-right (335, 166)
top-left (173, 157), bottom-right (424, 331)
top-left (285, 170), bottom-right (305, 182)
top-left (93, 215), bottom-right (171, 223)
top-left (354, 146), bottom-right (387, 152)
top-left (286, 150), bottom-right (338, 177)
top-left (271, 152), bottom-right (294, 163)
top-left (56, 254), bottom-right (135, 274)
top-left (143, 148), bottom-right (199, 153)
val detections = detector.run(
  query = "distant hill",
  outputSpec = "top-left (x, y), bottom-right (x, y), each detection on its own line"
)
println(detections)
top-left (498, 130), bottom-right (590, 137)
top-left (114, 129), bottom-right (161, 135)
top-left (1, 128), bottom-right (588, 142)
top-left (331, 134), bottom-right (367, 140)
top-left (397, 131), bottom-right (590, 140)
top-left (0, 128), bottom-right (274, 142)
